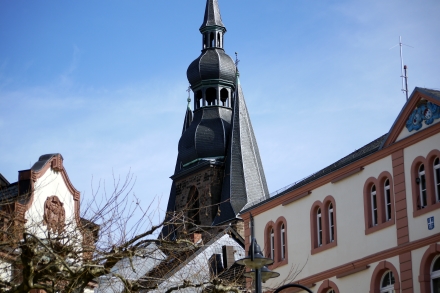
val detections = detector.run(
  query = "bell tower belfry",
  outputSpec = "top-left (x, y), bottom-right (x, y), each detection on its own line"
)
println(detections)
top-left (161, 0), bottom-right (269, 240)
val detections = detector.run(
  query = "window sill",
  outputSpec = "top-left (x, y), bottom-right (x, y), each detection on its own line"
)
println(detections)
top-left (311, 240), bottom-right (337, 255)
top-left (413, 201), bottom-right (440, 217)
top-left (365, 218), bottom-right (395, 235)
top-left (270, 258), bottom-right (288, 269)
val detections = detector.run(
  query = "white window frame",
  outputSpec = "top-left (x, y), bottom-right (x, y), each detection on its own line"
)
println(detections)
top-left (371, 185), bottom-right (378, 226)
top-left (326, 290), bottom-right (335, 293)
top-left (434, 157), bottom-right (440, 203)
top-left (380, 270), bottom-right (395, 293)
top-left (431, 255), bottom-right (440, 293)
top-left (384, 179), bottom-right (392, 221)
top-left (317, 208), bottom-right (322, 247)
top-left (280, 223), bottom-right (286, 260)
top-left (270, 228), bottom-right (275, 260)
top-left (419, 164), bottom-right (428, 208)
top-left (328, 203), bottom-right (334, 242)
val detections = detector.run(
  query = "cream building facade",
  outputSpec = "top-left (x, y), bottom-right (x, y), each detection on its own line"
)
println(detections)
top-left (241, 87), bottom-right (440, 293)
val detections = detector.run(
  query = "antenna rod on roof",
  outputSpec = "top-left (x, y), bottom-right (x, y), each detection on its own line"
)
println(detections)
top-left (404, 65), bottom-right (409, 100)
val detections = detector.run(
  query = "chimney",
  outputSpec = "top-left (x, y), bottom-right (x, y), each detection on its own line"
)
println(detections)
top-left (189, 232), bottom-right (202, 244)
top-left (222, 245), bottom-right (235, 269)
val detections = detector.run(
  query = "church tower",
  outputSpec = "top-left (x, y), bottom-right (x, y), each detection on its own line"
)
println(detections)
top-left (161, 0), bottom-right (269, 239)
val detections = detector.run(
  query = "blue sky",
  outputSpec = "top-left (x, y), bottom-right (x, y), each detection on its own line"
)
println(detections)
top-left (1, 0), bottom-right (439, 219)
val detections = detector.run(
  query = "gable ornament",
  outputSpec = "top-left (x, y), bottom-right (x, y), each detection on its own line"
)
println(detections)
top-left (43, 195), bottom-right (66, 234)
top-left (406, 101), bottom-right (440, 132)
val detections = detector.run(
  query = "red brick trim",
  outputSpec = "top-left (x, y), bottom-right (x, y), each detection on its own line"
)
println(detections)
top-left (331, 167), bottom-right (364, 184)
top-left (369, 261), bottom-right (400, 293)
top-left (399, 251), bottom-right (414, 292)
top-left (336, 265), bottom-right (369, 278)
top-left (310, 197), bottom-right (337, 255)
top-left (383, 90), bottom-right (440, 147)
top-left (240, 122), bottom-right (440, 218)
top-left (411, 149), bottom-right (440, 217)
top-left (418, 243), bottom-right (440, 293)
top-left (317, 279), bottom-right (340, 293)
top-left (264, 217), bottom-right (289, 269)
top-left (282, 191), bottom-right (311, 206)
top-left (363, 172), bottom-right (395, 235)
top-left (291, 232), bottom-right (440, 289)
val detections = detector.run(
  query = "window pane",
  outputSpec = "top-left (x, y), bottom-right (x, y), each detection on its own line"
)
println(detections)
top-left (433, 257), bottom-right (440, 272)
top-left (433, 277), bottom-right (440, 293)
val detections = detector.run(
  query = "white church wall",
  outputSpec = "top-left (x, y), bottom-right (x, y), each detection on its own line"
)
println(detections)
top-left (403, 132), bottom-right (440, 242)
top-left (25, 167), bottom-right (82, 244)
top-left (254, 154), bottom-right (396, 286)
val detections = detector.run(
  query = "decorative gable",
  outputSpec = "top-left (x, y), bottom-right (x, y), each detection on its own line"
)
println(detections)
top-left (383, 87), bottom-right (440, 147)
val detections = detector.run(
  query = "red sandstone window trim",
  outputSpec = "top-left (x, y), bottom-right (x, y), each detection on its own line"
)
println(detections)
top-left (411, 149), bottom-right (440, 217)
top-left (317, 279), bottom-right (340, 293)
top-left (418, 243), bottom-right (440, 293)
top-left (264, 217), bottom-right (288, 268)
top-left (363, 172), bottom-right (395, 235)
top-left (369, 261), bottom-right (400, 293)
top-left (310, 196), bottom-right (337, 255)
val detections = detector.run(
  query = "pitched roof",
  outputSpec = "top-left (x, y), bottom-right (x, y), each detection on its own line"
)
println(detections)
top-left (200, 0), bottom-right (225, 30)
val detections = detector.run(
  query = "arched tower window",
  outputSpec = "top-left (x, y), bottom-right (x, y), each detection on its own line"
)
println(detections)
top-left (371, 185), bottom-right (378, 226)
top-left (380, 271), bottom-right (395, 293)
top-left (419, 164), bottom-right (427, 208)
top-left (384, 179), bottom-right (391, 221)
top-left (280, 223), bottom-right (286, 260)
top-left (187, 186), bottom-right (200, 227)
top-left (206, 88), bottom-right (216, 106)
top-left (270, 228), bottom-right (275, 259)
top-left (328, 203), bottom-right (334, 242)
top-left (196, 90), bottom-right (202, 109)
top-left (210, 32), bottom-right (214, 48)
top-left (317, 208), bottom-right (322, 247)
top-left (431, 256), bottom-right (440, 292)
top-left (217, 32), bottom-right (221, 47)
top-left (203, 34), bottom-right (206, 50)
top-left (220, 88), bottom-right (229, 106)
top-left (434, 157), bottom-right (440, 202)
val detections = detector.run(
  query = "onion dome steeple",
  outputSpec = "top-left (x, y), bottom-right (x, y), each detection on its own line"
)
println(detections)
top-left (187, 0), bottom-right (236, 110)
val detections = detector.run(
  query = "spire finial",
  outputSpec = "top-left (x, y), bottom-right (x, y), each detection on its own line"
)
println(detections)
top-left (186, 86), bottom-right (192, 107)
top-left (235, 52), bottom-right (240, 67)
top-left (200, 0), bottom-right (225, 30)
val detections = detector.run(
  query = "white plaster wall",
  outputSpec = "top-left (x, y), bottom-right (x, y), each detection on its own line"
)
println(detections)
top-left (25, 168), bottom-right (82, 241)
top-left (0, 260), bottom-right (11, 282)
top-left (396, 116), bottom-right (440, 142)
top-left (152, 234), bottom-right (245, 293)
top-left (403, 132), bottom-right (440, 242)
top-left (254, 155), bottom-right (396, 285)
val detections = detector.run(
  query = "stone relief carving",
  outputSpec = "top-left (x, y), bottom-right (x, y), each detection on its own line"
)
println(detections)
top-left (43, 195), bottom-right (66, 233)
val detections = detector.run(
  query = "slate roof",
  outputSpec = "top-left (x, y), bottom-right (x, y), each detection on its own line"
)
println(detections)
top-left (200, 0), bottom-right (225, 30)
top-left (0, 182), bottom-right (19, 202)
top-left (241, 133), bottom-right (388, 213)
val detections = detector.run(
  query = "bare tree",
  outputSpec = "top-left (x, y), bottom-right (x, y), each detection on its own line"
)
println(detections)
top-left (0, 172), bottom-right (245, 293)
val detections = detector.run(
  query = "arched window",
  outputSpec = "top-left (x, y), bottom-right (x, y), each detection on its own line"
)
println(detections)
top-left (280, 223), bottom-right (286, 260)
top-left (217, 32), bottom-right (221, 47)
top-left (327, 290), bottom-right (335, 293)
top-left (371, 185), bottom-right (378, 226)
top-left (206, 88), bottom-right (216, 106)
top-left (317, 208), bottom-right (322, 247)
top-left (220, 88), bottom-right (229, 106)
top-left (328, 203), bottom-right (334, 242)
top-left (432, 256), bottom-right (440, 293)
top-left (187, 186), bottom-right (200, 227)
top-left (384, 179), bottom-right (391, 221)
top-left (380, 271), bottom-right (395, 293)
top-left (210, 32), bottom-right (214, 48)
top-left (434, 157), bottom-right (440, 202)
top-left (270, 228), bottom-right (275, 259)
top-left (196, 90), bottom-right (202, 109)
top-left (203, 34), bottom-right (206, 50)
top-left (419, 164), bottom-right (428, 208)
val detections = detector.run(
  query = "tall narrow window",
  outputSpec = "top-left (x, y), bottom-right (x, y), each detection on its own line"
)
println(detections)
top-left (327, 290), bottom-right (335, 293)
top-left (380, 271), bottom-right (395, 293)
top-left (328, 203), bottom-right (334, 242)
top-left (434, 158), bottom-right (440, 202)
top-left (384, 179), bottom-right (392, 221)
top-left (432, 256), bottom-right (440, 293)
top-left (317, 208), bottom-right (322, 246)
top-left (371, 185), bottom-right (378, 226)
top-left (280, 223), bottom-right (285, 260)
top-left (270, 228), bottom-right (275, 259)
top-left (210, 32), bottom-right (214, 47)
top-left (419, 164), bottom-right (428, 208)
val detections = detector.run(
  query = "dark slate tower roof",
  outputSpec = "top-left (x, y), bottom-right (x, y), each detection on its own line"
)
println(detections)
top-left (160, 0), bottom-right (269, 238)
top-left (200, 0), bottom-right (225, 30)
top-left (213, 76), bottom-right (269, 225)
